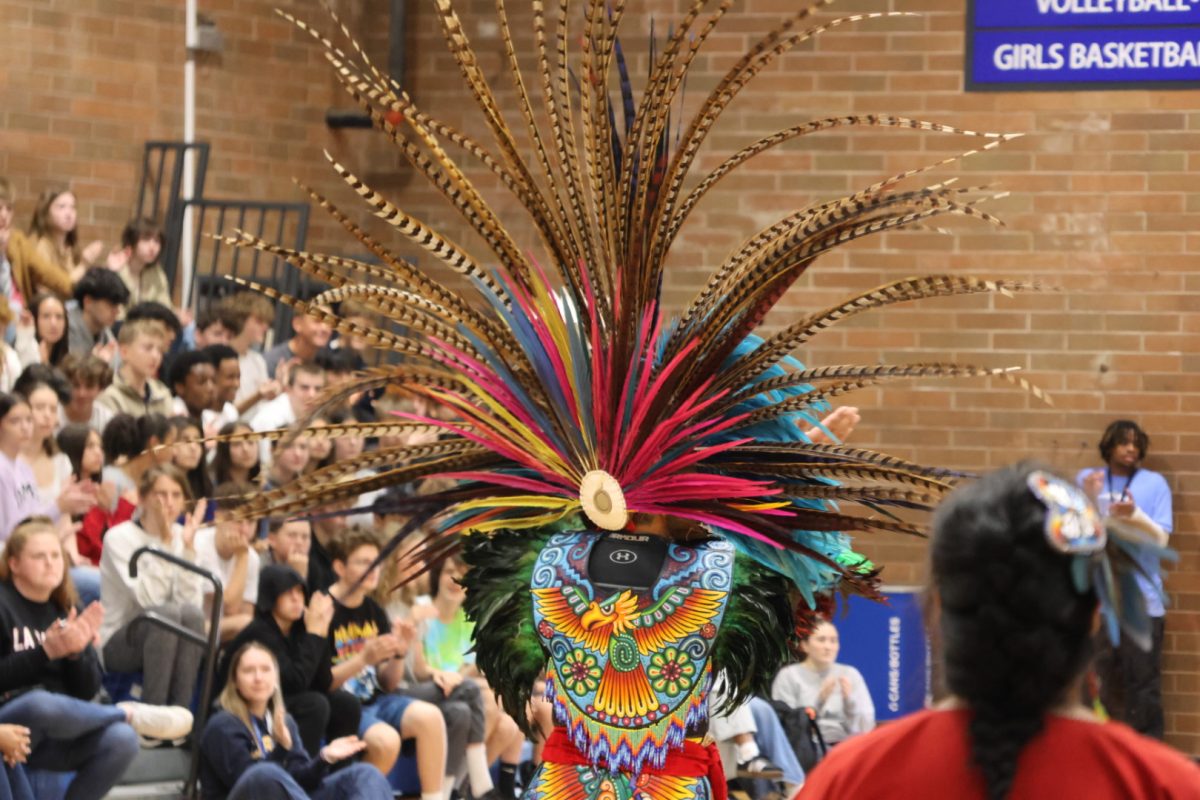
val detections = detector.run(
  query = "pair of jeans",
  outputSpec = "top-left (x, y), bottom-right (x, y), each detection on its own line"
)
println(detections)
top-left (226, 761), bottom-right (391, 800)
top-left (0, 690), bottom-right (139, 800)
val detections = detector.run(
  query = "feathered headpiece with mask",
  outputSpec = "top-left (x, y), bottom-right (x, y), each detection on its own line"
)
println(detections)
top-left (225, 0), bottom-right (1046, 608)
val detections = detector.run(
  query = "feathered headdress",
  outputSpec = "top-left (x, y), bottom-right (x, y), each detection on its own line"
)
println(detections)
top-left (225, 0), bottom-right (1046, 602)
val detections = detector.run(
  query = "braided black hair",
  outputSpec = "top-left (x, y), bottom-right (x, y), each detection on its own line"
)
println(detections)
top-left (931, 462), bottom-right (1097, 800)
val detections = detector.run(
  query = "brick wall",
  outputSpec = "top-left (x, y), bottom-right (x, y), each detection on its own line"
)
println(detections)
top-left (2, 0), bottom-right (1197, 752)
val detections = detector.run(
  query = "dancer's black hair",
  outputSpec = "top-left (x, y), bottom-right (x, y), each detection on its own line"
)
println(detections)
top-left (931, 462), bottom-right (1097, 800)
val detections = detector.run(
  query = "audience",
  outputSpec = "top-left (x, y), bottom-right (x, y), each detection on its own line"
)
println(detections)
top-left (264, 517), bottom-right (312, 579)
top-left (212, 420), bottom-right (260, 486)
top-left (55, 423), bottom-right (105, 563)
top-left (96, 319), bottom-right (171, 417)
top-left (57, 353), bottom-right (113, 433)
top-left (202, 344), bottom-right (243, 434)
top-left (68, 268), bottom-right (127, 362)
top-left (798, 464), bottom-right (1200, 797)
top-left (112, 218), bottom-right (169, 308)
top-left (11, 367), bottom-right (74, 513)
top-left (28, 186), bottom-right (101, 289)
top-left (418, 554), bottom-right (523, 800)
top-left (326, 529), bottom-right (449, 795)
top-left (168, 349), bottom-right (216, 424)
top-left (98, 465), bottom-right (207, 709)
top-left (264, 307), bottom-right (332, 380)
top-left (225, 292), bottom-right (279, 414)
top-left (250, 361), bottom-right (325, 467)
top-left (192, 306), bottom-right (233, 349)
top-left (168, 416), bottom-right (212, 503)
top-left (14, 293), bottom-right (68, 369)
top-left (772, 619), bottom-right (875, 748)
top-left (76, 413), bottom-right (174, 582)
top-left (199, 642), bottom-right (392, 800)
top-left (0, 518), bottom-right (192, 799)
top-left (0, 179), bottom-right (71, 327)
top-left (217, 565), bottom-right (364, 758)
top-left (193, 482), bottom-right (260, 642)
top-left (124, 302), bottom-right (182, 360)
top-left (0, 392), bottom-right (93, 543)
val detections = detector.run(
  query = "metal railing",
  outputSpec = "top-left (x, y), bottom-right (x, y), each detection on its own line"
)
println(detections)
top-left (127, 546), bottom-right (224, 800)
top-left (177, 198), bottom-right (311, 343)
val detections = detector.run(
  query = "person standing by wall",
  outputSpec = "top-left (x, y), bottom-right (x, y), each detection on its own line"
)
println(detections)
top-left (1077, 420), bottom-right (1173, 739)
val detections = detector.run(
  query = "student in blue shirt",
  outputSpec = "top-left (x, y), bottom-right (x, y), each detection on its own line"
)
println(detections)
top-left (1077, 419), bottom-right (1173, 739)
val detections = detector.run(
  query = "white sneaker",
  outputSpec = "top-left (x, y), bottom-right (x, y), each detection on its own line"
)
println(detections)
top-left (118, 702), bottom-right (194, 741)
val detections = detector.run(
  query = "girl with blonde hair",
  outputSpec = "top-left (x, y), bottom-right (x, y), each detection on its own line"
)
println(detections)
top-left (199, 641), bottom-right (392, 800)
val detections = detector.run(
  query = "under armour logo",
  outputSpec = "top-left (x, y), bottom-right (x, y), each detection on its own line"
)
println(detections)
top-left (609, 549), bottom-right (637, 564)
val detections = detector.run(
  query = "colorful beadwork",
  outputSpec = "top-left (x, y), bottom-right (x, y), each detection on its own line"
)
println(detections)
top-left (525, 762), bottom-right (710, 800)
top-left (531, 531), bottom-right (733, 776)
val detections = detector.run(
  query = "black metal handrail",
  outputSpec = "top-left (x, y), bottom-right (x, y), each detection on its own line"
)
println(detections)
top-left (128, 546), bottom-right (224, 800)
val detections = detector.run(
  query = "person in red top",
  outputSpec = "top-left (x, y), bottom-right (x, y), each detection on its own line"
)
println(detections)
top-left (800, 463), bottom-right (1199, 800)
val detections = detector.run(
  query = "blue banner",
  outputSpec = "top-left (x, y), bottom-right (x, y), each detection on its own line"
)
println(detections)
top-left (975, 0), bottom-right (1200, 29)
top-left (834, 588), bottom-right (928, 722)
top-left (968, 0), bottom-right (1200, 88)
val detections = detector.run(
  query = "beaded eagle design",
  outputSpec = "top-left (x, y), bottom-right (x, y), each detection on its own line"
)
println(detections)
top-left (532, 532), bottom-right (733, 775)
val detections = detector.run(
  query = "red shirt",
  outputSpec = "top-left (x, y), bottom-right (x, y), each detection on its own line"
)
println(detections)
top-left (801, 708), bottom-right (1200, 800)
top-left (77, 497), bottom-right (136, 566)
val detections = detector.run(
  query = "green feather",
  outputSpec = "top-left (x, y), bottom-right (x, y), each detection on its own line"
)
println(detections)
top-left (710, 554), bottom-right (797, 716)
top-left (460, 529), bottom-right (554, 737)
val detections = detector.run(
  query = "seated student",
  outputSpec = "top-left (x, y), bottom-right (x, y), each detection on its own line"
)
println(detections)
top-left (250, 361), bottom-right (325, 468)
top-left (328, 300), bottom-right (372, 369)
top-left (67, 268), bottom-right (127, 362)
top-left (55, 423), bottom-right (105, 562)
top-left (201, 344), bottom-right (243, 435)
top-left (265, 517), bottom-right (312, 579)
top-left (96, 319), bottom-right (172, 418)
top-left (264, 307), bottom-right (332, 381)
top-left (168, 349), bottom-right (216, 425)
top-left (314, 348), bottom-right (360, 409)
top-left (79, 413), bottom-right (175, 559)
top-left (98, 465), bottom-right (207, 708)
top-left (370, 523), bottom-right (495, 799)
top-left (0, 393), bottom-right (94, 544)
top-left (224, 292), bottom-right (279, 415)
top-left (418, 555), bottom-right (523, 800)
top-left (0, 517), bottom-right (192, 798)
top-left (709, 695), bottom-right (805, 797)
top-left (213, 420), bottom-right (260, 486)
top-left (168, 416), bottom-right (213, 515)
top-left (304, 489), bottom-right (351, 594)
top-left (193, 481), bottom-right (261, 642)
top-left (14, 293), bottom-right (69, 370)
top-left (327, 529), bottom-right (452, 797)
top-left (218, 565), bottom-right (368, 758)
top-left (12, 366), bottom-right (76, 515)
top-left (772, 618), bottom-right (874, 748)
top-left (57, 353), bottom-right (113, 433)
top-left (200, 642), bottom-right (392, 800)
top-left (113, 218), bottom-right (170, 308)
top-left (257, 437), bottom-right (311, 542)
top-left (799, 465), bottom-right (1200, 798)
top-left (192, 306), bottom-right (234, 350)
top-left (28, 186), bottom-right (103, 288)
top-left (0, 178), bottom-right (72, 326)
top-left (123, 302), bottom-right (182, 363)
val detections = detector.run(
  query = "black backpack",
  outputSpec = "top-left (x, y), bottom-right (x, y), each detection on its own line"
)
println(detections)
top-left (769, 699), bottom-right (828, 772)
